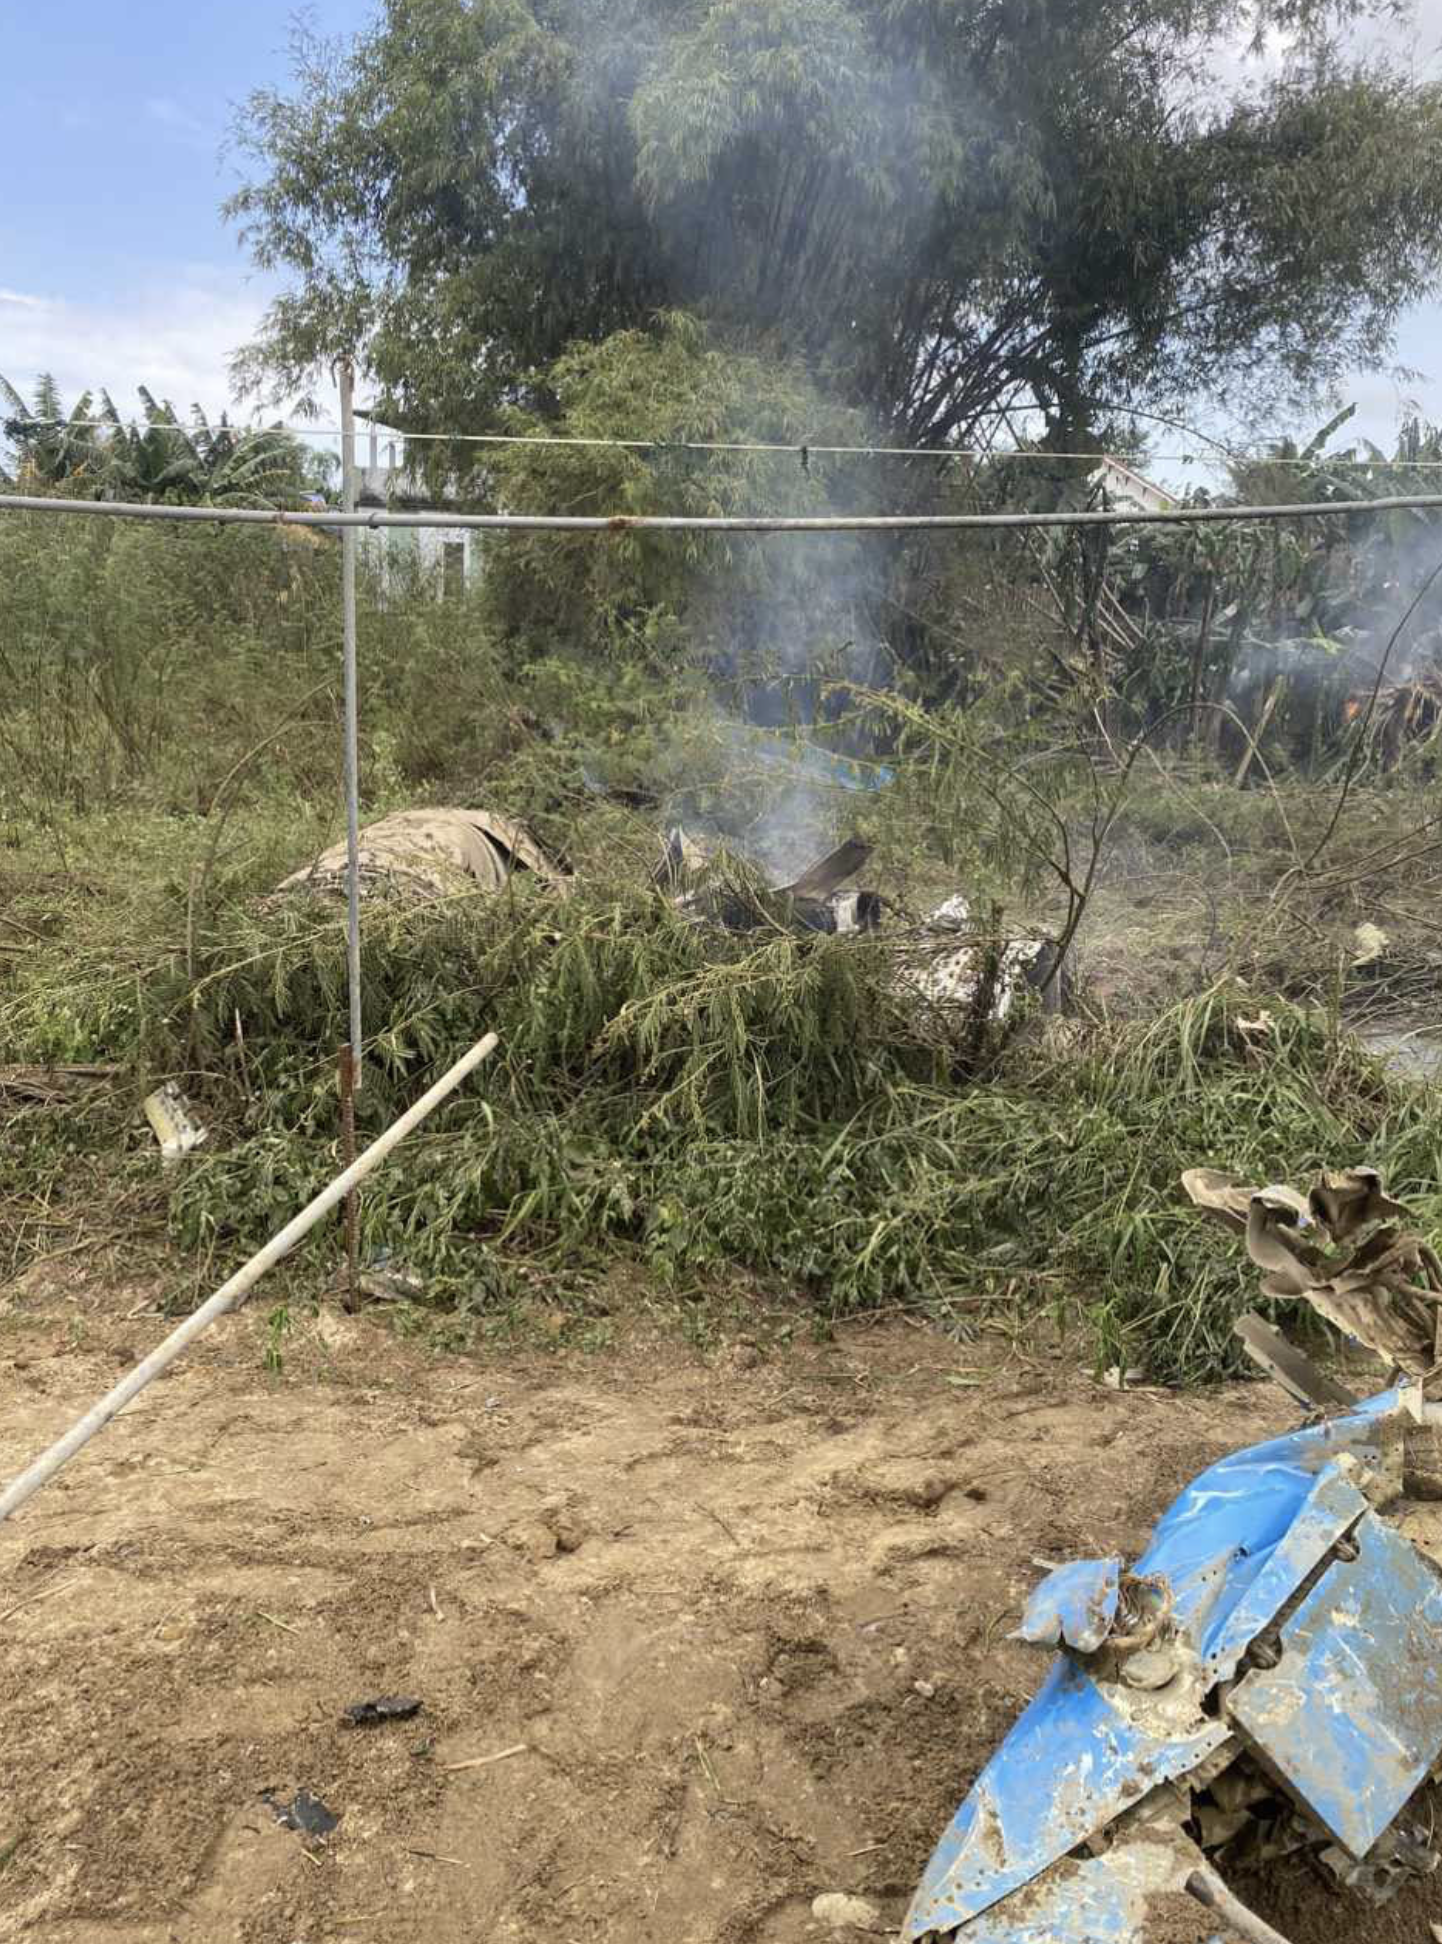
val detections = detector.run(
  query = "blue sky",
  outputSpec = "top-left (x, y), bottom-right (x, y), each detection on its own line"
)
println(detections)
top-left (0, 0), bottom-right (361, 428)
top-left (1, 0), bottom-right (1439, 484)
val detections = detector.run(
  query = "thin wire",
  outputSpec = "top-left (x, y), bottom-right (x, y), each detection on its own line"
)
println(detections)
top-left (6, 489), bottom-right (1442, 533)
top-left (2, 418), bottom-right (1167, 460)
top-left (10, 418), bottom-right (1440, 469)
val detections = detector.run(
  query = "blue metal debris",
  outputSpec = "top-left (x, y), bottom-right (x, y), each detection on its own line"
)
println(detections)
top-left (938, 1830), bottom-right (1200, 1943)
top-left (1228, 1507), bottom-right (1442, 1858)
top-left (904, 1386), bottom-right (1442, 1942)
top-left (904, 1660), bottom-right (1230, 1935)
top-left (1128, 1394), bottom-right (1397, 1653)
top-left (1013, 1557), bottom-right (1121, 1653)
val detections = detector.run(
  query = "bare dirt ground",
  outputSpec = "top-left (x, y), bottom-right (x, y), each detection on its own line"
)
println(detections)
top-left (1, 1280), bottom-right (1436, 1944)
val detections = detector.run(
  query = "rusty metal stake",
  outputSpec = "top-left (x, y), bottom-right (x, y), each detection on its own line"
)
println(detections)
top-left (339, 1043), bottom-right (359, 1311)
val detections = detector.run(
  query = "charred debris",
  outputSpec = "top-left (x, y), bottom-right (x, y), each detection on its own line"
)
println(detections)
top-left (278, 807), bottom-right (1068, 1026)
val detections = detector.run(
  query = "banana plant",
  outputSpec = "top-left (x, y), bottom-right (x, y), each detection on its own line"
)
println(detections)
top-left (0, 374), bottom-right (110, 490)
top-left (1, 374), bottom-right (321, 507)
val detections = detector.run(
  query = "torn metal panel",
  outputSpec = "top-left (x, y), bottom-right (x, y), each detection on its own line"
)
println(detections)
top-left (278, 808), bottom-right (563, 903)
top-left (1126, 1400), bottom-right (1397, 1654)
top-left (776, 838), bottom-right (873, 901)
top-left (1227, 1507), bottom-right (1442, 1858)
top-left (904, 1385), bottom-right (1429, 1944)
top-left (1184, 1164), bottom-right (1442, 1377)
top-left (940, 1824), bottom-right (1205, 1943)
top-left (1014, 1558), bottom-right (1121, 1653)
top-left (667, 832), bottom-right (885, 936)
top-left (1195, 1466), bottom-right (1368, 1686)
top-left (902, 900), bottom-right (1060, 1022)
top-left (902, 1657), bottom-right (1229, 1935)
top-left (143, 1081), bottom-right (208, 1167)
top-left (1233, 1311), bottom-right (1359, 1413)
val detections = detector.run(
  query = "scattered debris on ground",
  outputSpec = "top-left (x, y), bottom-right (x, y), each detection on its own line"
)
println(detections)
top-left (1184, 1164), bottom-right (1442, 1374)
top-left (20, 1297), bottom-right (1393, 1944)
top-left (901, 894), bottom-right (1065, 1020)
top-left (260, 1787), bottom-right (340, 1837)
top-left (663, 827), bottom-right (1063, 1018)
top-left (142, 1081), bottom-right (208, 1167)
top-left (343, 1696), bottom-right (422, 1729)
top-left (664, 830), bottom-right (884, 934)
top-left (902, 1178), bottom-right (1442, 1943)
top-left (276, 808), bottom-right (564, 903)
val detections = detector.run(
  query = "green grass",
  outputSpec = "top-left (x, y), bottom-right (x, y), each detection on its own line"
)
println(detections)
top-left (6, 851), bottom-right (1438, 1383)
top-left (6, 515), bottom-right (1442, 1385)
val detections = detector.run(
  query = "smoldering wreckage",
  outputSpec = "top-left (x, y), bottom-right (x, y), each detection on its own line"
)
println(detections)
top-left (15, 807), bottom-right (1436, 1942)
top-left (272, 808), bottom-right (1442, 1942)
top-left (275, 802), bottom-right (1066, 1021)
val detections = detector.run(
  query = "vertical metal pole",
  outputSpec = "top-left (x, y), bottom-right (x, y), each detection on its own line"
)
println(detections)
top-left (338, 362), bottom-right (363, 1306)
top-left (339, 362), bottom-right (364, 1077)
top-left (338, 1043), bottom-right (360, 1311)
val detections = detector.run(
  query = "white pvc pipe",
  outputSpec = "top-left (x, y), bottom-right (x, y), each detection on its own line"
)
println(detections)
top-left (0, 1033), bottom-right (499, 1525)
top-left (4, 491), bottom-right (1442, 534)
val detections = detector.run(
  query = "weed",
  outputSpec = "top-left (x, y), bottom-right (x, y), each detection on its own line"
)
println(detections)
top-left (264, 1303), bottom-right (292, 1375)
top-left (7, 523), bottom-right (1442, 1386)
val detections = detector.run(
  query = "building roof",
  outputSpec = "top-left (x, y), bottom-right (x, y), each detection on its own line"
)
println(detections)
top-left (1091, 455), bottom-right (1177, 508)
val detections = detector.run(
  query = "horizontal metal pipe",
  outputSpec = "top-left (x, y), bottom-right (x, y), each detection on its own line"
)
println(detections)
top-left (3, 490), bottom-right (1442, 534)
top-left (0, 1033), bottom-right (500, 1526)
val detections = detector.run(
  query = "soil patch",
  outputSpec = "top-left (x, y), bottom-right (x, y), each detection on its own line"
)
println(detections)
top-left (0, 1293), bottom-right (1434, 1942)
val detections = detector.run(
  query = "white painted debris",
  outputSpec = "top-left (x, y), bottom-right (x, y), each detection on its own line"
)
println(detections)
top-left (143, 1082), bottom-right (208, 1167)
top-left (905, 896), bottom-right (1053, 1020)
top-left (1352, 920), bottom-right (1390, 965)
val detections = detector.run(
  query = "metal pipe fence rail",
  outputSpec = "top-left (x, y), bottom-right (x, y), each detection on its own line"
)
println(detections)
top-left (7, 488), bottom-right (1442, 532)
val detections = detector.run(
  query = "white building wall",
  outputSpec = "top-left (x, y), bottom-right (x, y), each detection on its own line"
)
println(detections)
top-left (353, 445), bottom-right (482, 596)
top-left (1090, 457), bottom-right (1176, 513)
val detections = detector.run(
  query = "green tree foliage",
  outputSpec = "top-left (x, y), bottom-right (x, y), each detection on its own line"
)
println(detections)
top-left (0, 376), bottom-right (110, 491)
top-left (0, 375), bottom-right (328, 507)
top-left (478, 311), bottom-right (881, 674)
top-left (229, 0), bottom-right (1442, 447)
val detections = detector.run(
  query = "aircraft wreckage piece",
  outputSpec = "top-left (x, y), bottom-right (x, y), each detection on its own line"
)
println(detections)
top-left (905, 1377), bottom-right (1442, 1941)
top-left (658, 830), bottom-right (884, 934)
top-left (277, 808), bottom-right (564, 903)
top-left (659, 832), bottom-right (1062, 1011)
top-left (1182, 1165), bottom-right (1442, 1379)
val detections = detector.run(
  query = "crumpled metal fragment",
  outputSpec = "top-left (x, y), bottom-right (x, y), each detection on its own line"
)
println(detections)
top-left (1183, 1165), bottom-right (1442, 1376)
top-left (277, 808), bottom-right (563, 903)
top-left (1014, 1558), bottom-right (1122, 1653)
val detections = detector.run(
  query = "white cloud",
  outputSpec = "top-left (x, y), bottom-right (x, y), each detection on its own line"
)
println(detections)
top-left (144, 96), bottom-right (212, 146)
top-left (0, 271), bottom-right (333, 426)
